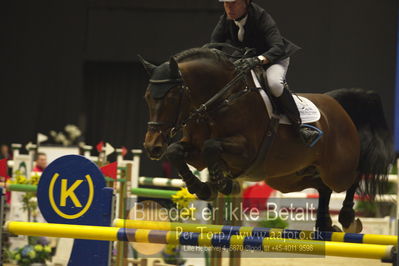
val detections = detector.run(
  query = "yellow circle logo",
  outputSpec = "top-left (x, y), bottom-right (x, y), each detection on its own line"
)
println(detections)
top-left (48, 173), bottom-right (94, 219)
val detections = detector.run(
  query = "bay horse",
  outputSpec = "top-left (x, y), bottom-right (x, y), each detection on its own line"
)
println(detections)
top-left (140, 47), bottom-right (393, 232)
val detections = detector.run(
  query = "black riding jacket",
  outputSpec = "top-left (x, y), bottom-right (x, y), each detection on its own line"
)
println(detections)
top-left (211, 3), bottom-right (300, 64)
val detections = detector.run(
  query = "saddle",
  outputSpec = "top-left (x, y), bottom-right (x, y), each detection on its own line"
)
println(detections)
top-left (251, 69), bottom-right (321, 125)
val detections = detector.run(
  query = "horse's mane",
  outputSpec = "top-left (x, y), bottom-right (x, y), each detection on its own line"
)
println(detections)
top-left (174, 48), bottom-right (233, 67)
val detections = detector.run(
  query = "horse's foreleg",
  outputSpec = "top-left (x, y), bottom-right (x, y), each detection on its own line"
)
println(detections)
top-left (165, 142), bottom-right (217, 200)
top-left (315, 184), bottom-right (336, 231)
top-left (202, 136), bottom-right (248, 195)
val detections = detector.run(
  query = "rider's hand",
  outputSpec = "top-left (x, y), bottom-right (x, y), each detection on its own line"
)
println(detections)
top-left (234, 56), bottom-right (263, 70)
top-left (257, 55), bottom-right (269, 65)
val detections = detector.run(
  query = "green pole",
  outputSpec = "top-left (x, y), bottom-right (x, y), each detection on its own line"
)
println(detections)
top-left (104, 177), bottom-right (126, 183)
top-left (130, 188), bottom-right (177, 199)
top-left (7, 184), bottom-right (37, 193)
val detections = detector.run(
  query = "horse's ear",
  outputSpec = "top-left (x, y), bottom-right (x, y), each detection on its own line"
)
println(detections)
top-left (169, 57), bottom-right (180, 79)
top-left (138, 55), bottom-right (156, 77)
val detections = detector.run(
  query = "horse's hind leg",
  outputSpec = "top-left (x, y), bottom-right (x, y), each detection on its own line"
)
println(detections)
top-left (165, 142), bottom-right (217, 200)
top-left (339, 181), bottom-right (363, 233)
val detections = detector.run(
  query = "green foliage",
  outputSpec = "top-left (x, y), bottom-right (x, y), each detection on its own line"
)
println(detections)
top-left (390, 164), bottom-right (397, 175)
top-left (258, 212), bottom-right (289, 229)
top-left (355, 178), bottom-right (396, 217)
top-left (162, 244), bottom-right (185, 266)
top-left (355, 200), bottom-right (377, 217)
top-left (2, 248), bottom-right (13, 263)
top-left (11, 171), bottom-right (41, 222)
top-left (384, 181), bottom-right (396, 194)
top-left (11, 237), bottom-right (53, 266)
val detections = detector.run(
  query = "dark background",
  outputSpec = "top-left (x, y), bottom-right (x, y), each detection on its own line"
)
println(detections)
top-left (1, 0), bottom-right (397, 176)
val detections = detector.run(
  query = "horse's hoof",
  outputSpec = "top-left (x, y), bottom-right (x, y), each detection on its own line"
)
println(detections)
top-left (215, 179), bottom-right (241, 196)
top-left (195, 182), bottom-right (218, 201)
top-left (343, 218), bottom-right (363, 233)
top-left (230, 181), bottom-right (241, 195)
top-left (338, 206), bottom-right (355, 229)
top-left (316, 224), bottom-right (342, 232)
top-left (217, 179), bottom-right (233, 195)
top-left (332, 225), bottom-right (343, 232)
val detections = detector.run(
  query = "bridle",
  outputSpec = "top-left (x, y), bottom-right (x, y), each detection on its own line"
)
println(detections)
top-left (145, 45), bottom-right (281, 178)
top-left (147, 67), bottom-right (249, 143)
top-left (147, 44), bottom-right (258, 143)
top-left (146, 76), bottom-right (192, 142)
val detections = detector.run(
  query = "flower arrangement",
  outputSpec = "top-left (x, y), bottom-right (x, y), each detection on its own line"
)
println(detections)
top-left (11, 237), bottom-right (53, 266)
top-left (8, 172), bottom-right (53, 265)
top-left (162, 244), bottom-right (185, 266)
top-left (9, 171), bottom-right (41, 222)
top-left (49, 124), bottom-right (82, 146)
top-left (171, 188), bottom-right (197, 220)
top-left (162, 187), bottom-right (196, 265)
top-left (11, 171), bottom-right (40, 186)
top-left (171, 188), bottom-right (196, 208)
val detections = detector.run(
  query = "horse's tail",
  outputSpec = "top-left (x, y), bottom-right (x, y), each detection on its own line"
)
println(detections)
top-left (326, 88), bottom-right (394, 198)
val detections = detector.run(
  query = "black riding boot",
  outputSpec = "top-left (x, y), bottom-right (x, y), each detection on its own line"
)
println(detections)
top-left (276, 85), bottom-right (320, 146)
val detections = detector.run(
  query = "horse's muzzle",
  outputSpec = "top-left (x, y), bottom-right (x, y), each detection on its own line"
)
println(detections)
top-left (144, 128), bottom-right (169, 160)
top-left (143, 143), bottom-right (165, 160)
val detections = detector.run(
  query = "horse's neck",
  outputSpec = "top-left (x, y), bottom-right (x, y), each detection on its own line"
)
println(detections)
top-left (180, 60), bottom-right (235, 107)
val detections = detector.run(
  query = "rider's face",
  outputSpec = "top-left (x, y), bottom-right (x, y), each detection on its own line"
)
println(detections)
top-left (224, 0), bottom-right (248, 20)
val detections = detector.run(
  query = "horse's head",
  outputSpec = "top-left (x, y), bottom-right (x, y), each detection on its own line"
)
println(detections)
top-left (139, 56), bottom-right (187, 160)
top-left (140, 48), bottom-right (237, 160)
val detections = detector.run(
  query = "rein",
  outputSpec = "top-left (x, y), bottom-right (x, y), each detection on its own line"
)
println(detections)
top-left (168, 58), bottom-right (281, 178)
top-left (161, 43), bottom-right (258, 137)
top-left (147, 44), bottom-right (276, 145)
top-left (147, 51), bottom-right (281, 177)
top-left (169, 69), bottom-right (248, 138)
top-left (202, 43), bottom-right (256, 59)
top-left (147, 68), bottom-right (248, 140)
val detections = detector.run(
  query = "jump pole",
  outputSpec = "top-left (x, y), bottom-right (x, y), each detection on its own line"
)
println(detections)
top-left (113, 219), bottom-right (398, 246)
top-left (0, 183), bottom-right (37, 193)
top-left (138, 177), bottom-right (185, 188)
top-left (4, 221), bottom-right (395, 261)
top-left (1, 183), bottom-right (178, 195)
top-left (0, 188), bottom-right (5, 263)
top-left (115, 161), bottom-right (132, 266)
top-left (396, 159), bottom-right (399, 234)
top-left (131, 149), bottom-right (142, 192)
top-left (227, 194), bottom-right (242, 266)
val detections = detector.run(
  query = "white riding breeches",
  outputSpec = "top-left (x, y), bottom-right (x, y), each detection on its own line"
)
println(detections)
top-left (263, 57), bottom-right (290, 97)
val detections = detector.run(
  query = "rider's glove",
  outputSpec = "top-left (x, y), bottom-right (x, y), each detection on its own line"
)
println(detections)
top-left (234, 56), bottom-right (263, 70)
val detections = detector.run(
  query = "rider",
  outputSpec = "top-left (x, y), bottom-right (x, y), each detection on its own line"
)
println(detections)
top-left (211, 0), bottom-right (319, 145)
